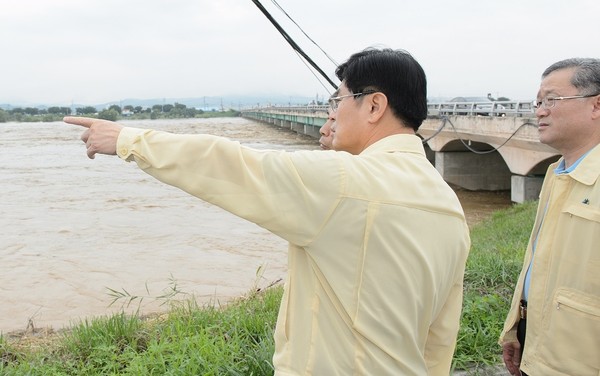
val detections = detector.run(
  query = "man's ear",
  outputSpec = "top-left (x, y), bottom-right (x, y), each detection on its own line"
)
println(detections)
top-left (591, 95), bottom-right (600, 120)
top-left (368, 92), bottom-right (388, 122)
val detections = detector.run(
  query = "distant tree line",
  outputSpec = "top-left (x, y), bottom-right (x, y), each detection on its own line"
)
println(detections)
top-left (0, 102), bottom-right (240, 123)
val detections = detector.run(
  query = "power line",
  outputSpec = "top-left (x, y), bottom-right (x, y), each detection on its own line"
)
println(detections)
top-left (269, 0), bottom-right (338, 67)
top-left (250, 0), bottom-right (338, 90)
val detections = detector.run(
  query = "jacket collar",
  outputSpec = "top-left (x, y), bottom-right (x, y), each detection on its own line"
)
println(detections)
top-left (360, 134), bottom-right (425, 156)
top-left (561, 144), bottom-right (600, 185)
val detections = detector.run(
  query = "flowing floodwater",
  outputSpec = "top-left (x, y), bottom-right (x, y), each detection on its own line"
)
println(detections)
top-left (0, 118), bottom-right (511, 334)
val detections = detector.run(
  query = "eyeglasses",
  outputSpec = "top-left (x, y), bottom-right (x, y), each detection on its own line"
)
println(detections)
top-left (328, 90), bottom-right (378, 112)
top-left (534, 93), bottom-right (599, 109)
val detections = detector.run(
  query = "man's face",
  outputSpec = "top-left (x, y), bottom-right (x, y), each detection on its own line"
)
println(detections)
top-left (329, 82), bottom-right (370, 155)
top-left (319, 110), bottom-right (334, 150)
top-left (536, 68), bottom-right (597, 153)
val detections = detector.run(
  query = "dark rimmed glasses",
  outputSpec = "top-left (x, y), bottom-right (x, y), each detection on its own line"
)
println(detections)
top-left (328, 90), bottom-right (378, 112)
top-left (534, 93), bottom-right (599, 109)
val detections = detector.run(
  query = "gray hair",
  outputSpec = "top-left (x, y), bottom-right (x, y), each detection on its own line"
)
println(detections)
top-left (542, 58), bottom-right (600, 95)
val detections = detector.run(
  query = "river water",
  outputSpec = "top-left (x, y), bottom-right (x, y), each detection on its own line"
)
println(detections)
top-left (0, 118), bottom-right (511, 334)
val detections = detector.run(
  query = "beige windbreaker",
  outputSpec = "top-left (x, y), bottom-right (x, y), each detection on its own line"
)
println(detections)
top-left (117, 128), bottom-right (470, 375)
top-left (500, 145), bottom-right (600, 375)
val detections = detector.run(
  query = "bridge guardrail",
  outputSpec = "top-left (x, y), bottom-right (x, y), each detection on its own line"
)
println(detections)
top-left (243, 100), bottom-right (536, 118)
top-left (427, 100), bottom-right (535, 117)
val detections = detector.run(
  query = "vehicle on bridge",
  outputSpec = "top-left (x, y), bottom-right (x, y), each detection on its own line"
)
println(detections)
top-left (446, 97), bottom-right (506, 117)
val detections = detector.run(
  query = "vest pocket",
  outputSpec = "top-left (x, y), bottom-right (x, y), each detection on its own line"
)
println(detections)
top-left (563, 203), bottom-right (600, 222)
top-left (538, 288), bottom-right (600, 372)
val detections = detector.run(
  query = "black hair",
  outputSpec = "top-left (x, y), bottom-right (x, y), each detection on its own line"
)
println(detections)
top-left (335, 47), bottom-right (427, 131)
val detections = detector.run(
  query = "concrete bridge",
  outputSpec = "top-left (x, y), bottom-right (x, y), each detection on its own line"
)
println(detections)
top-left (240, 105), bottom-right (560, 203)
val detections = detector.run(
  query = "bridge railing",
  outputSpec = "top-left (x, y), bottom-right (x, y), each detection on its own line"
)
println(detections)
top-left (243, 100), bottom-right (536, 118)
top-left (427, 100), bottom-right (535, 117)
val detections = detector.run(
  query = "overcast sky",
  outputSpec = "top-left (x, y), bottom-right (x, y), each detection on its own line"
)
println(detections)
top-left (1, 0), bottom-right (598, 106)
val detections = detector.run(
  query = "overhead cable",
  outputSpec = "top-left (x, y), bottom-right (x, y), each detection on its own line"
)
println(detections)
top-left (251, 0), bottom-right (338, 90)
top-left (424, 116), bottom-right (538, 154)
top-left (269, 0), bottom-right (338, 67)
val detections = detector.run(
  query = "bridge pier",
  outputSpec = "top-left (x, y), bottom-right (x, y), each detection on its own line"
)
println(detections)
top-left (511, 175), bottom-right (544, 202)
top-left (291, 122), bottom-right (302, 133)
top-left (435, 151), bottom-right (511, 191)
top-left (434, 151), bottom-right (547, 202)
top-left (304, 125), bottom-right (321, 138)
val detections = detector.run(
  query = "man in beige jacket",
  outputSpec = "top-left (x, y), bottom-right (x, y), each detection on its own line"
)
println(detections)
top-left (500, 58), bottom-right (600, 376)
top-left (65, 47), bottom-right (470, 375)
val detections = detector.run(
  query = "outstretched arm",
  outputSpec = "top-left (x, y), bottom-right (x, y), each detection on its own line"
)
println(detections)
top-left (63, 116), bottom-right (123, 159)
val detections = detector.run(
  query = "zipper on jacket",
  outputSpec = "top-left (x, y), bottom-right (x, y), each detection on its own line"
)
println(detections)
top-left (556, 294), bottom-right (600, 317)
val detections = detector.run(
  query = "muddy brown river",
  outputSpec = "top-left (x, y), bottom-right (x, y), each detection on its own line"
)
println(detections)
top-left (0, 118), bottom-right (511, 334)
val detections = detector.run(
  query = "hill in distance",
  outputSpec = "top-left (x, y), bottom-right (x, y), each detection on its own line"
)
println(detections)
top-left (0, 94), bottom-right (322, 111)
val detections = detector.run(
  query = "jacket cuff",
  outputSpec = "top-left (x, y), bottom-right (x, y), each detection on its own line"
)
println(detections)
top-left (116, 127), bottom-right (146, 161)
top-left (499, 328), bottom-right (518, 345)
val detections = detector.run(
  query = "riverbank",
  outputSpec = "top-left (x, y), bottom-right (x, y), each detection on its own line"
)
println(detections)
top-left (1, 201), bottom-right (535, 374)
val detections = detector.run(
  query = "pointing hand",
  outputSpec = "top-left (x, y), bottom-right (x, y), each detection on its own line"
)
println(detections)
top-left (63, 116), bottom-right (123, 159)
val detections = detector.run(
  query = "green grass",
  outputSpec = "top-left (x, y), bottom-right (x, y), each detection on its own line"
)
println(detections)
top-left (453, 200), bottom-right (536, 371)
top-left (0, 288), bottom-right (281, 375)
top-left (1, 202), bottom-right (537, 374)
